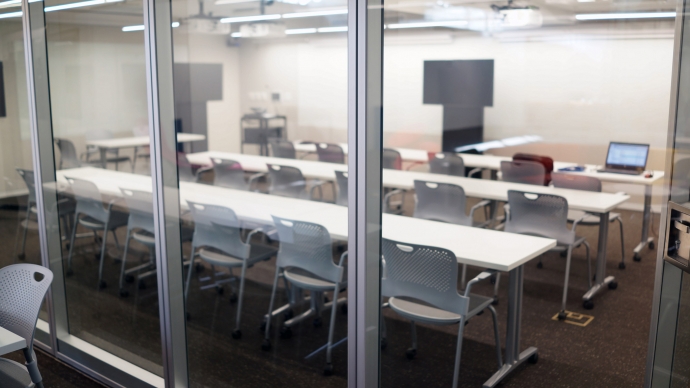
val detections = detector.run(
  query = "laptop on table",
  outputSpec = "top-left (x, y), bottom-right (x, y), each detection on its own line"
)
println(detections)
top-left (598, 142), bottom-right (649, 175)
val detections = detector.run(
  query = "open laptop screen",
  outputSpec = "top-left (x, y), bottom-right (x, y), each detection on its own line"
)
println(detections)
top-left (606, 142), bottom-right (649, 168)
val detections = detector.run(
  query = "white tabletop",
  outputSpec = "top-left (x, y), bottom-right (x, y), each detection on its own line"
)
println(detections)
top-left (55, 167), bottom-right (556, 272)
top-left (0, 326), bottom-right (26, 356)
top-left (187, 151), bottom-right (629, 214)
top-left (86, 133), bottom-right (205, 149)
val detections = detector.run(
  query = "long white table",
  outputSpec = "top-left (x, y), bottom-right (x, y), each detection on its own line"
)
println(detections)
top-left (187, 150), bottom-right (630, 307)
top-left (55, 166), bottom-right (555, 387)
top-left (0, 326), bottom-right (26, 356)
top-left (87, 133), bottom-right (206, 169)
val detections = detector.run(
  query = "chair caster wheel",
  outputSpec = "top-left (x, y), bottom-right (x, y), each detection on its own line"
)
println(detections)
top-left (557, 311), bottom-right (567, 320)
top-left (313, 318), bottom-right (323, 328)
top-left (649, 241), bottom-right (655, 249)
top-left (98, 281), bottom-right (107, 290)
top-left (119, 289), bottom-right (129, 298)
top-left (284, 309), bottom-right (294, 320)
top-left (341, 304), bottom-right (347, 314)
top-left (138, 281), bottom-right (146, 290)
top-left (536, 262), bottom-right (543, 269)
top-left (261, 339), bottom-right (271, 351)
top-left (17, 254), bottom-right (25, 261)
top-left (280, 326), bottom-right (292, 339)
top-left (324, 363), bottom-right (334, 376)
top-left (608, 281), bottom-right (618, 290)
top-left (633, 253), bottom-right (642, 262)
top-left (216, 286), bottom-right (224, 295)
top-left (406, 348), bottom-right (417, 360)
top-left (381, 338), bottom-right (388, 350)
top-left (232, 329), bottom-right (242, 340)
top-left (66, 269), bottom-right (73, 277)
top-left (492, 298), bottom-right (499, 306)
top-left (229, 294), bottom-right (238, 303)
top-left (583, 300), bottom-right (594, 310)
top-left (529, 353), bottom-right (539, 364)
top-left (619, 262), bottom-right (626, 270)
top-left (125, 275), bottom-right (135, 283)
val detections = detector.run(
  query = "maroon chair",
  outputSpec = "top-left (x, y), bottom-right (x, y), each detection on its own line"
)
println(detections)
top-left (513, 153), bottom-right (553, 186)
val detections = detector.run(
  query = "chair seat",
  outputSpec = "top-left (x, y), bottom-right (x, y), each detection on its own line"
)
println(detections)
top-left (389, 293), bottom-right (493, 326)
top-left (78, 210), bottom-right (129, 230)
top-left (0, 357), bottom-right (33, 388)
top-left (567, 209), bottom-right (620, 225)
top-left (132, 231), bottom-right (156, 246)
top-left (284, 267), bottom-right (345, 291)
top-left (198, 244), bottom-right (276, 268)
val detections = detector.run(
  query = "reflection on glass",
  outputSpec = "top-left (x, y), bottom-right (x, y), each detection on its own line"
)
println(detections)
top-left (41, 0), bottom-right (163, 377)
top-left (380, 0), bottom-right (673, 386)
top-left (167, 0), bottom-right (348, 383)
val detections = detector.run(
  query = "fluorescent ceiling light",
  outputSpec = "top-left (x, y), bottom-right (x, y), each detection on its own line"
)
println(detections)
top-left (44, 0), bottom-right (122, 12)
top-left (220, 14), bottom-right (280, 23)
top-left (317, 26), bottom-right (347, 32)
top-left (122, 22), bottom-right (180, 31)
top-left (171, 21), bottom-right (180, 27)
top-left (231, 32), bottom-right (242, 37)
top-left (285, 27), bottom-right (317, 34)
top-left (215, 0), bottom-right (257, 4)
top-left (0, 0), bottom-right (20, 9)
top-left (282, 9), bottom-right (347, 18)
top-left (387, 20), bottom-right (468, 29)
top-left (0, 10), bottom-right (20, 17)
top-left (576, 12), bottom-right (675, 20)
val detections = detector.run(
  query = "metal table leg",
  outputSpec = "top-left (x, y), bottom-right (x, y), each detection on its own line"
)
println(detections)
top-left (99, 147), bottom-right (107, 169)
top-left (582, 211), bottom-right (616, 308)
top-left (483, 265), bottom-right (537, 388)
top-left (633, 185), bottom-right (655, 261)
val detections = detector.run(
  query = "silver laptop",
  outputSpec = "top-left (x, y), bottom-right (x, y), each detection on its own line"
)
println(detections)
top-left (598, 142), bottom-right (649, 175)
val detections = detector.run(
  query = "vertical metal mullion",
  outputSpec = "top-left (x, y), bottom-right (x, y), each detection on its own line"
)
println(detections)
top-left (142, 0), bottom-right (189, 385)
top-left (349, 0), bottom-right (384, 385)
top-left (21, 0), bottom-right (69, 354)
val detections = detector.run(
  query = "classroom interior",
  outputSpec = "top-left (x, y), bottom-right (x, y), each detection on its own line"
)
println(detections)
top-left (0, 0), bottom-right (678, 385)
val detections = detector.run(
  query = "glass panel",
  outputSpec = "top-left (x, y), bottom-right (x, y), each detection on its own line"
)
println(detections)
top-left (162, 0), bottom-right (350, 383)
top-left (29, 0), bottom-right (164, 380)
top-left (378, 1), bottom-right (675, 387)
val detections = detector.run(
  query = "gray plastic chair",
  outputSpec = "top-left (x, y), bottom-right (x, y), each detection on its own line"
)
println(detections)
top-left (269, 138), bottom-right (296, 159)
top-left (380, 239), bottom-right (501, 388)
top-left (429, 152), bottom-right (465, 176)
top-left (316, 143), bottom-right (345, 164)
top-left (335, 171), bottom-right (348, 206)
top-left (117, 189), bottom-right (156, 298)
top-left (262, 216), bottom-right (347, 376)
top-left (505, 190), bottom-right (591, 318)
top-left (383, 149), bottom-right (405, 213)
top-left (54, 138), bottom-right (83, 170)
top-left (65, 177), bottom-right (128, 289)
top-left (185, 201), bottom-right (277, 338)
top-left (267, 164), bottom-right (321, 199)
top-left (84, 145), bottom-right (133, 171)
top-left (211, 158), bottom-right (248, 190)
top-left (14, 169), bottom-right (37, 262)
top-left (0, 264), bottom-right (53, 388)
top-left (552, 173), bottom-right (626, 269)
top-left (500, 160), bottom-right (546, 186)
top-left (382, 148), bottom-right (402, 170)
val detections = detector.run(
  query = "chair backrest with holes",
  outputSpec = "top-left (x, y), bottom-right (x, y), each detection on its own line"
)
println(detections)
top-left (211, 158), bottom-right (248, 190)
top-left (272, 216), bottom-right (342, 283)
top-left (54, 138), bottom-right (82, 169)
top-left (429, 153), bottom-right (465, 177)
top-left (187, 201), bottom-right (249, 259)
top-left (269, 139), bottom-right (296, 159)
top-left (505, 190), bottom-right (574, 244)
top-left (67, 177), bottom-right (109, 223)
top-left (382, 148), bottom-right (402, 170)
top-left (266, 164), bottom-right (307, 198)
top-left (0, 264), bottom-right (53, 353)
top-left (381, 239), bottom-right (468, 316)
top-left (551, 173), bottom-right (602, 192)
top-left (316, 143), bottom-right (345, 164)
top-left (513, 153), bottom-right (553, 185)
top-left (335, 171), bottom-right (348, 206)
top-left (413, 180), bottom-right (471, 226)
top-left (500, 160), bottom-right (546, 186)
top-left (120, 188), bottom-right (155, 234)
top-left (16, 169), bottom-right (36, 205)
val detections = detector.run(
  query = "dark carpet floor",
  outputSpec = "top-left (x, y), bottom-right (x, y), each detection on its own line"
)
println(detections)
top-left (0, 189), bottom-right (661, 388)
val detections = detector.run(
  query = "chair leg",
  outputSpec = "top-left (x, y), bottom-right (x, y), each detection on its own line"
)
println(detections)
top-left (583, 241), bottom-right (592, 289)
top-left (15, 205), bottom-right (31, 262)
top-left (118, 232), bottom-right (132, 292)
top-left (408, 320), bottom-right (418, 355)
top-left (493, 273), bottom-right (501, 302)
top-left (111, 229), bottom-right (121, 251)
top-left (486, 305), bottom-right (503, 369)
top-left (97, 223), bottom-right (110, 289)
top-left (560, 245), bottom-right (574, 316)
top-left (23, 349), bottom-right (43, 387)
top-left (380, 302), bottom-right (388, 348)
top-left (184, 245), bottom-right (197, 303)
top-left (325, 284), bottom-right (340, 370)
top-left (66, 214), bottom-right (79, 275)
top-left (451, 316), bottom-right (466, 388)
top-left (233, 261), bottom-right (249, 337)
top-left (132, 147), bottom-right (138, 173)
top-left (616, 217), bottom-right (625, 269)
top-left (460, 264), bottom-right (467, 290)
top-left (263, 269), bottom-right (282, 345)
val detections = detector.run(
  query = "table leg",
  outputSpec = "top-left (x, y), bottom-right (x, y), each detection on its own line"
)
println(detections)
top-left (582, 211), bottom-right (616, 307)
top-left (483, 265), bottom-right (537, 388)
top-left (633, 185), bottom-right (654, 261)
top-left (99, 147), bottom-right (107, 169)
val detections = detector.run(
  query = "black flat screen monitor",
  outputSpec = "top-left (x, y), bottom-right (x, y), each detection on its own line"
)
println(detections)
top-left (423, 60), bottom-right (494, 107)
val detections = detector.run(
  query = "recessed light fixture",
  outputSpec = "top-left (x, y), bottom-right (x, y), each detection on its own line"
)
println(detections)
top-left (575, 12), bottom-right (675, 20)
top-left (317, 26), bottom-right (347, 32)
top-left (285, 28), bottom-right (317, 34)
top-left (121, 22), bottom-right (180, 32)
top-left (387, 20), bottom-right (468, 29)
top-left (282, 9), bottom-right (347, 18)
top-left (0, 10), bottom-right (20, 17)
top-left (220, 14), bottom-right (281, 23)
top-left (0, 0), bottom-right (20, 9)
